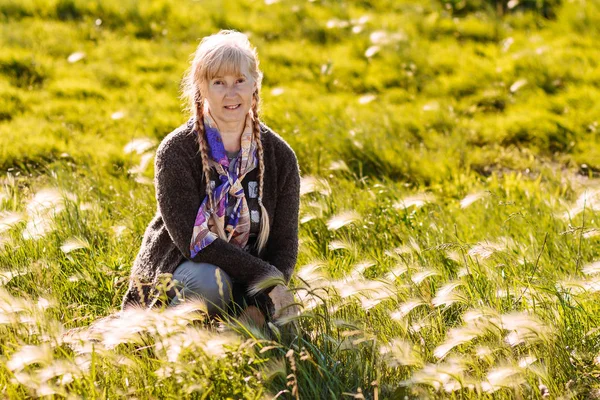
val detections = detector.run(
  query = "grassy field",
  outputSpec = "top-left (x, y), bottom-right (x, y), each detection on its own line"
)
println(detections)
top-left (1, 0), bottom-right (600, 398)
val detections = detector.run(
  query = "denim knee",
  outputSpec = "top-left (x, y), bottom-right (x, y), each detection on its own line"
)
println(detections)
top-left (168, 261), bottom-right (233, 315)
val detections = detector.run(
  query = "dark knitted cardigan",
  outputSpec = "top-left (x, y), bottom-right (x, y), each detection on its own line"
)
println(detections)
top-left (121, 119), bottom-right (300, 310)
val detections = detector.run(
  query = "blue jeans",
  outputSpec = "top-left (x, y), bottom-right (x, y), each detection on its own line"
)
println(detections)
top-left (167, 261), bottom-right (234, 315)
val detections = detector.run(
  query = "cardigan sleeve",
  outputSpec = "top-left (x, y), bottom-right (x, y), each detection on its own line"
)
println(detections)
top-left (264, 144), bottom-right (300, 283)
top-left (154, 135), bottom-right (284, 287)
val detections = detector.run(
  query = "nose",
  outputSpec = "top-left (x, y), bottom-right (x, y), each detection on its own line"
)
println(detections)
top-left (225, 84), bottom-right (238, 97)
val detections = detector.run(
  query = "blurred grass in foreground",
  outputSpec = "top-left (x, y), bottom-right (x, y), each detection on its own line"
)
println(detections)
top-left (1, 0), bottom-right (600, 398)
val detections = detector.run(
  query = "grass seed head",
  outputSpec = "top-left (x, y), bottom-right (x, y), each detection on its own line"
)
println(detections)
top-left (123, 138), bottom-right (155, 155)
top-left (468, 237), bottom-right (514, 260)
top-left (60, 237), bottom-right (90, 253)
top-left (326, 211), bottom-right (360, 231)
top-left (411, 269), bottom-right (440, 285)
top-left (433, 281), bottom-right (465, 308)
top-left (434, 326), bottom-right (483, 359)
top-left (582, 261), bottom-right (600, 275)
top-left (481, 366), bottom-right (524, 393)
top-left (0, 211), bottom-right (24, 234)
top-left (460, 191), bottom-right (487, 208)
top-left (391, 299), bottom-right (427, 320)
top-left (393, 193), bottom-right (435, 210)
top-left (380, 338), bottom-right (423, 367)
top-left (7, 344), bottom-right (54, 372)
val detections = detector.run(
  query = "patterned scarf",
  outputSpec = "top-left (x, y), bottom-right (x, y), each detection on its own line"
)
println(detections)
top-left (190, 102), bottom-right (258, 258)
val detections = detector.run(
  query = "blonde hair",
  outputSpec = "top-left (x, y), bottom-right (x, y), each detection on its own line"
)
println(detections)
top-left (180, 30), bottom-right (270, 256)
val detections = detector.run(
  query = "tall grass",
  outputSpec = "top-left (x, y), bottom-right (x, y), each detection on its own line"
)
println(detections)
top-left (1, 0), bottom-right (600, 398)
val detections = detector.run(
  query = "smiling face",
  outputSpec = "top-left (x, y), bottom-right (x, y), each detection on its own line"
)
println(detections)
top-left (201, 61), bottom-right (256, 129)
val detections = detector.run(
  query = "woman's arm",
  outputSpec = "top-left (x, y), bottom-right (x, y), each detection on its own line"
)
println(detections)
top-left (264, 144), bottom-right (301, 283)
top-left (155, 134), bottom-right (284, 287)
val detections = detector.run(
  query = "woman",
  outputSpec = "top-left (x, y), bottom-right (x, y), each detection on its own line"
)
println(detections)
top-left (120, 30), bottom-right (300, 324)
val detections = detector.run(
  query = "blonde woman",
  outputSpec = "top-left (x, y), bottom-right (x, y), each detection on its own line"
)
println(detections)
top-left (121, 30), bottom-right (300, 325)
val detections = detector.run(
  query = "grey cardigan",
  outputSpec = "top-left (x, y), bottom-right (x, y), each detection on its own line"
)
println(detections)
top-left (121, 119), bottom-right (300, 310)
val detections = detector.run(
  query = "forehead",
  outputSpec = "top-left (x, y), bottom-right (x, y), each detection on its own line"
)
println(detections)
top-left (206, 55), bottom-right (251, 80)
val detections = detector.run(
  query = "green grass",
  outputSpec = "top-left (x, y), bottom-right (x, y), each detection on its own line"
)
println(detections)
top-left (1, 0), bottom-right (600, 398)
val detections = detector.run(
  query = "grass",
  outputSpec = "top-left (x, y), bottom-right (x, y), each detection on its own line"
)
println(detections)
top-left (1, 0), bottom-right (600, 398)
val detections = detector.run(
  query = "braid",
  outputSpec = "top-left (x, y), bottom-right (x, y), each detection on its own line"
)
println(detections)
top-left (252, 91), bottom-right (270, 256)
top-left (195, 97), bottom-right (213, 208)
top-left (195, 95), bottom-right (227, 240)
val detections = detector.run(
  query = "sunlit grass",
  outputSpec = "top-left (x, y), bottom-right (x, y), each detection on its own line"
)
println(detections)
top-left (1, 0), bottom-right (600, 398)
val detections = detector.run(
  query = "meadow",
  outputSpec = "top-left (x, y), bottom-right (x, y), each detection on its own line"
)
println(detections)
top-left (1, 0), bottom-right (600, 398)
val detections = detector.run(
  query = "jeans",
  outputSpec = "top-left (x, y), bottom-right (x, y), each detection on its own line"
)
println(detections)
top-left (167, 261), bottom-right (234, 315)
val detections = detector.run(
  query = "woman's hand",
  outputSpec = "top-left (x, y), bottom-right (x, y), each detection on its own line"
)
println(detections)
top-left (268, 285), bottom-right (299, 320)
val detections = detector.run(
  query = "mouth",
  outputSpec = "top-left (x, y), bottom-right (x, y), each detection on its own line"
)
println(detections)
top-left (224, 104), bottom-right (241, 110)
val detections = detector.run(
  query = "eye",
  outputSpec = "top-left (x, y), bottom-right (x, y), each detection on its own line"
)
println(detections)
top-left (236, 78), bottom-right (246, 84)
top-left (213, 80), bottom-right (224, 85)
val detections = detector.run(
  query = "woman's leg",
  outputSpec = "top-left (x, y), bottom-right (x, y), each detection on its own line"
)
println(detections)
top-left (167, 261), bottom-right (233, 315)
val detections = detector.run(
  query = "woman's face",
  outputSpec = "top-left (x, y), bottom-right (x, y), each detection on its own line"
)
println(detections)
top-left (202, 63), bottom-right (255, 129)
